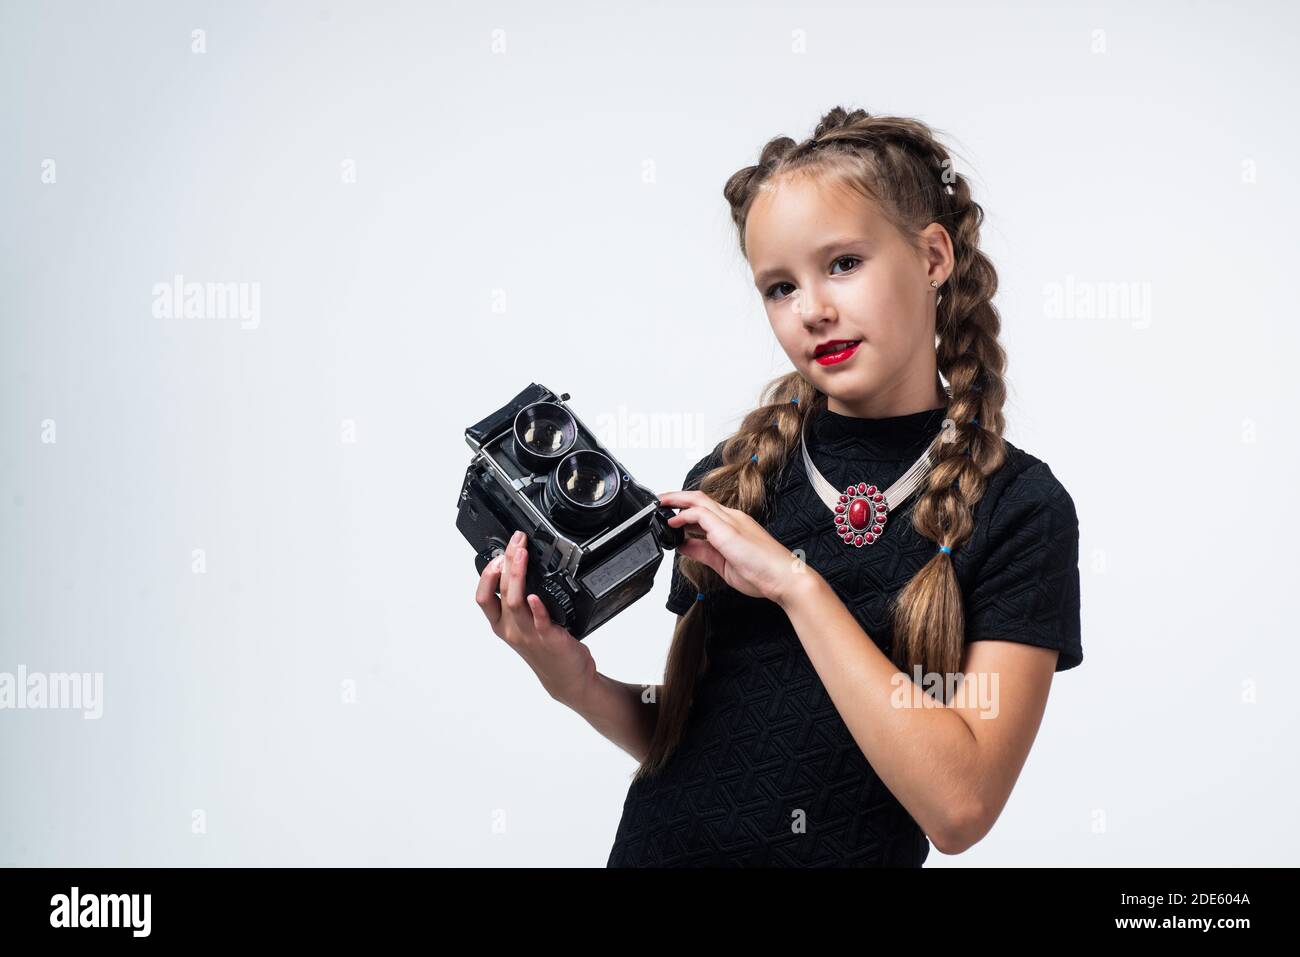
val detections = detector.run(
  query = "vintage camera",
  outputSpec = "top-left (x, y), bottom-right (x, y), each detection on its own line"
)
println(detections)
top-left (456, 383), bottom-right (683, 640)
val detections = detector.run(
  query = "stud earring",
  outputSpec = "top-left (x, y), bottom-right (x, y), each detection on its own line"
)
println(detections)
top-left (930, 279), bottom-right (944, 307)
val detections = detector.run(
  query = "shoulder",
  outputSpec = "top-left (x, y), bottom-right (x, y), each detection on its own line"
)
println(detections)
top-left (966, 440), bottom-right (1080, 573)
top-left (979, 441), bottom-right (1077, 528)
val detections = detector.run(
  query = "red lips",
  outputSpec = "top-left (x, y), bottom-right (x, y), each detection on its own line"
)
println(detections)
top-left (813, 340), bottom-right (861, 366)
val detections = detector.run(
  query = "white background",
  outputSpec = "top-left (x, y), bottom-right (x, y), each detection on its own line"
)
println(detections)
top-left (2, 0), bottom-right (1297, 866)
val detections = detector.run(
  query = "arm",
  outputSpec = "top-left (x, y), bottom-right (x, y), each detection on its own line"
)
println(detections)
top-left (560, 672), bottom-right (662, 764)
top-left (778, 571), bottom-right (1057, 855)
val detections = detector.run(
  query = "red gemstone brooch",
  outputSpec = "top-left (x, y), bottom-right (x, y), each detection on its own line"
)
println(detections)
top-left (834, 482), bottom-right (889, 546)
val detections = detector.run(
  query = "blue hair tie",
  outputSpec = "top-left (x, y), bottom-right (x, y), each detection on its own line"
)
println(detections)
top-left (972, 416), bottom-right (979, 426)
top-left (751, 453), bottom-right (759, 462)
top-left (938, 545), bottom-right (952, 555)
top-left (790, 396), bottom-right (799, 405)
top-left (696, 592), bottom-right (706, 601)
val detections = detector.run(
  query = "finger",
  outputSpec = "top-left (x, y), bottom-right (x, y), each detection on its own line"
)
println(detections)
top-left (666, 500), bottom-right (731, 533)
top-left (661, 490), bottom-right (734, 524)
top-left (504, 534), bottom-right (528, 612)
top-left (500, 531), bottom-right (522, 605)
top-left (667, 505), bottom-right (732, 546)
top-left (679, 536), bottom-right (726, 578)
top-left (527, 593), bottom-right (556, 638)
top-left (668, 507), bottom-right (729, 531)
top-left (658, 490), bottom-right (708, 506)
top-left (476, 553), bottom-right (507, 627)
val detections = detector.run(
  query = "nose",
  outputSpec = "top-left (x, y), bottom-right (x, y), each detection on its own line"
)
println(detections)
top-left (795, 286), bottom-right (835, 325)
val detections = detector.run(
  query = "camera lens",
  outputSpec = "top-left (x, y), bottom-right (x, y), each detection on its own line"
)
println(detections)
top-left (512, 402), bottom-right (578, 473)
top-left (542, 449), bottom-right (621, 533)
top-left (555, 450), bottom-right (619, 507)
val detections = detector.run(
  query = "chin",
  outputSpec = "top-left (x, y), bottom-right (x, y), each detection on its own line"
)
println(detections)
top-left (811, 370), bottom-right (876, 399)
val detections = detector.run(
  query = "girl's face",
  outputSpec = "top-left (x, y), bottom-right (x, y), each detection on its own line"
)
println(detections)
top-left (745, 173), bottom-right (953, 417)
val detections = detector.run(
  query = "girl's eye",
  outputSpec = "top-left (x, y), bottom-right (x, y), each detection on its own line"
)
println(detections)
top-left (764, 257), bottom-right (862, 301)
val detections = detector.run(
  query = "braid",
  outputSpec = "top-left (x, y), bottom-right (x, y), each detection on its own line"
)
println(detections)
top-left (890, 158), bottom-right (1009, 684)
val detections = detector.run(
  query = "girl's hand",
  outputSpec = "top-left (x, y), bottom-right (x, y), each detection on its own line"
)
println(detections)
top-left (657, 490), bottom-right (806, 605)
top-left (475, 530), bottom-right (597, 707)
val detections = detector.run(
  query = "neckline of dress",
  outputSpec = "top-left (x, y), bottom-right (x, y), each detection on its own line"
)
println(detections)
top-left (809, 402), bottom-right (950, 459)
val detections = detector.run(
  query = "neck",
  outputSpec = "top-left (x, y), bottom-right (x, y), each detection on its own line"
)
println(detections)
top-left (826, 377), bottom-right (949, 419)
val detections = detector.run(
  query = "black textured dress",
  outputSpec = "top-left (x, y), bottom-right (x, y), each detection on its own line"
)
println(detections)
top-left (606, 402), bottom-right (1083, 867)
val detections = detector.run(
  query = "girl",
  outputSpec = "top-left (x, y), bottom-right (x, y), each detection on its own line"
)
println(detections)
top-left (475, 106), bottom-right (1083, 867)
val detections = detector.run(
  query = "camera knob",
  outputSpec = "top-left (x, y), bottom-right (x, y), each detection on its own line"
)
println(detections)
top-left (651, 505), bottom-right (684, 550)
top-left (540, 578), bottom-right (576, 631)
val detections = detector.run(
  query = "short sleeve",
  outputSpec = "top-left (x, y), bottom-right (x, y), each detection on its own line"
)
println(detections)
top-left (964, 461), bottom-right (1083, 672)
top-left (664, 442), bottom-right (725, 616)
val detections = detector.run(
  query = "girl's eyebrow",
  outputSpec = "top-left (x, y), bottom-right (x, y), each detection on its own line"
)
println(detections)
top-left (752, 236), bottom-right (870, 288)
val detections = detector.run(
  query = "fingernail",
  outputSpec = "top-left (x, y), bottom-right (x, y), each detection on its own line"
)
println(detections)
top-left (510, 530), bottom-right (523, 545)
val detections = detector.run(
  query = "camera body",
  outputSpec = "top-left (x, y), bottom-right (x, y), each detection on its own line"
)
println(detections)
top-left (456, 383), bottom-right (683, 640)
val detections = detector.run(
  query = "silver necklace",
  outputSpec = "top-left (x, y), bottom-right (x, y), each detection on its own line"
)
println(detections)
top-left (800, 405), bottom-right (948, 547)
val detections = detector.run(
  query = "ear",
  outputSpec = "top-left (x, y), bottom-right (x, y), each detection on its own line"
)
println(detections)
top-left (919, 222), bottom-right (955, 287)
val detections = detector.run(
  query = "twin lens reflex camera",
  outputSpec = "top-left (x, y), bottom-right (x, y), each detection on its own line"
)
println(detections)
top-left (455, 383), bottom-right (684, 640)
